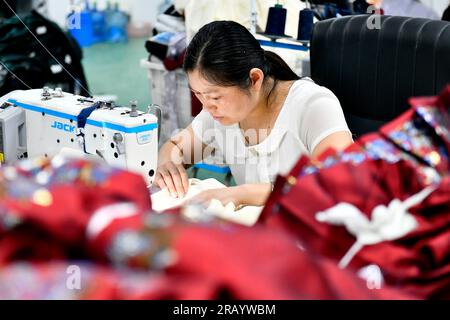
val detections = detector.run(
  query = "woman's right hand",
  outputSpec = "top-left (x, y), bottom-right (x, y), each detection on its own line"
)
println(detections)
top-left (154, 161), bottom-right (189, 198)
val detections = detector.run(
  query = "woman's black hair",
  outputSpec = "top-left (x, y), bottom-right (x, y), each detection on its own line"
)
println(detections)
top-left (183, 20), bottom-right (300, 89)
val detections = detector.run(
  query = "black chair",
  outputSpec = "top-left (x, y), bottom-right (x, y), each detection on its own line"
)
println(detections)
top-left (310, 15), bottom-right (450, 137)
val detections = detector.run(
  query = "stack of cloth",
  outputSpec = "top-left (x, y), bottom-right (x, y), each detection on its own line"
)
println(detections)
top-left (0, 156), bottom-right (407, 299)
top-left (153, 5), bottom-right (185, 35)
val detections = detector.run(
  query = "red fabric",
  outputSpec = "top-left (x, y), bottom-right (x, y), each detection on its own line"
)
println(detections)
top-left (168, 224), bottom-right (411, 299)
top-left (260, 158), bottom-right (450, 298)
top-left (258, 86), bottom-right (450, 299)
top-left (0, 160), bottom-right (151, 266)
top-left (0, 156), bottom-right (413, 300)
top-left (410, 90), bottom-right (450, 156)
top-left (379, 109), bottom-right (449, 175)
top-left (163, 49), bottom-right (186, 71)
top-left (0, 227), bottom-right (66, 266)
top-left (2, 171), bottom-right (150, 247)
top-left (87, 214), bottom-right (145, 264)
top-left (1, 133), bottom-right (449, 300)
top-left (2, 222), bottom-right (409, 300)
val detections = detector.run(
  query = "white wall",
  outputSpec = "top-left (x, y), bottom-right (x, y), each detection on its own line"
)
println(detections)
top-left (46, 0), bottom-right (165, 29)
top-left (421, 0), bottom-right (449, 16)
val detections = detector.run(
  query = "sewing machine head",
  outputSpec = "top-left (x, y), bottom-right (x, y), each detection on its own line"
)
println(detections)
top-left (0, 88), bottom-right (159, 186)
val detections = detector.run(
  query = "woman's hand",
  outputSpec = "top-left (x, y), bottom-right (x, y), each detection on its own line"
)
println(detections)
top-left (154, 161), bottom-right (189, 198)
top-left (188, 183), bottom-right (272, 208)
top-left (188, 186), bottom-right (245, 208)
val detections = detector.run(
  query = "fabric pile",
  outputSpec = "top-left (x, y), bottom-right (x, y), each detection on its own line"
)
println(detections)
top-left (260, 86), bottom-right (450, 299)
top-left (0, 156), bottom-right (406, 299)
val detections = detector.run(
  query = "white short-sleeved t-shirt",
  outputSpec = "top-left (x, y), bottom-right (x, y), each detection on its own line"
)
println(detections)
top-left (191, 79), bottom-right (351, 185)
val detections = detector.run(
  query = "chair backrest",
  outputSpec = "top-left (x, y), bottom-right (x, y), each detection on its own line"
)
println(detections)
top-left (310, 15), bottom-right (450, 137)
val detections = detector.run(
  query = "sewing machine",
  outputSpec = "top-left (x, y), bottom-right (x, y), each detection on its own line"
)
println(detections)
top-left (0, 87), bottom-right (160, 186)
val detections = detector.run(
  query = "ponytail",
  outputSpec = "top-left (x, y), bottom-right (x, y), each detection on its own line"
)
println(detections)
top-left (264, 50), bottom-right (300, 81)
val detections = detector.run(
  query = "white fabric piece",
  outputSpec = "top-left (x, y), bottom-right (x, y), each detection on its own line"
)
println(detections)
top-left (151, 178), bottom-right (225, 212)
top-left (316, 186), bottom-right (436, 269)
top-left (191, 79), bottom-right (351, 185)
top-left (156, 14), bottom-right (186, 33)
top-left (151, 178), bottom-right (263, 226)
top-left (154, 21), bottom-right (179, 34)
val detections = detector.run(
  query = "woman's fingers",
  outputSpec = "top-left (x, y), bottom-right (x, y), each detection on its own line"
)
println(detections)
top-left (177, 164), bottom-right (190, 194)
top-left (155, 162), bottom-right (191, 198)
top-left (166, 162), bottom-right (187, 197)
top-left (154, 172), bottom-right (167, 190)
top-left (160, 168), bottom-right (178, 197)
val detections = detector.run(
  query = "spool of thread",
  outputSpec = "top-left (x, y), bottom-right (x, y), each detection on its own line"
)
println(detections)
top-left (264, 4), bottom-right (287, 36)
top-left (297, 8), bottom-right (314, 41)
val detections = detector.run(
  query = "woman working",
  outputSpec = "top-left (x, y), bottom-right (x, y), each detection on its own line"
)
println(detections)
top-left (154, 20), bottom-right (353, 207)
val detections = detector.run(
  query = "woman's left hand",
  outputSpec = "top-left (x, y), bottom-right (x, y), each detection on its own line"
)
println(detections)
top-left (187, 186), bottom-right (245, 208)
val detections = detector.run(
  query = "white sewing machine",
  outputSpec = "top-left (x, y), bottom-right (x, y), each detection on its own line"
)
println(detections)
top-left (0, 87), bottom-right (160, 186)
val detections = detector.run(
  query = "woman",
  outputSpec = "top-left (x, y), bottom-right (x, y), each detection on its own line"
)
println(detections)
top-left (154, 21), bottom-right (353, 207)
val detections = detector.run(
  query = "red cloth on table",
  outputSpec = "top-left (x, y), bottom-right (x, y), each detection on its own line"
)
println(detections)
top-left (0, 225), bottom-right (412, 300)
top-left (0, 158), bottom-right (417, 299)
top-left (0, 160), bottom-right (151, 266)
